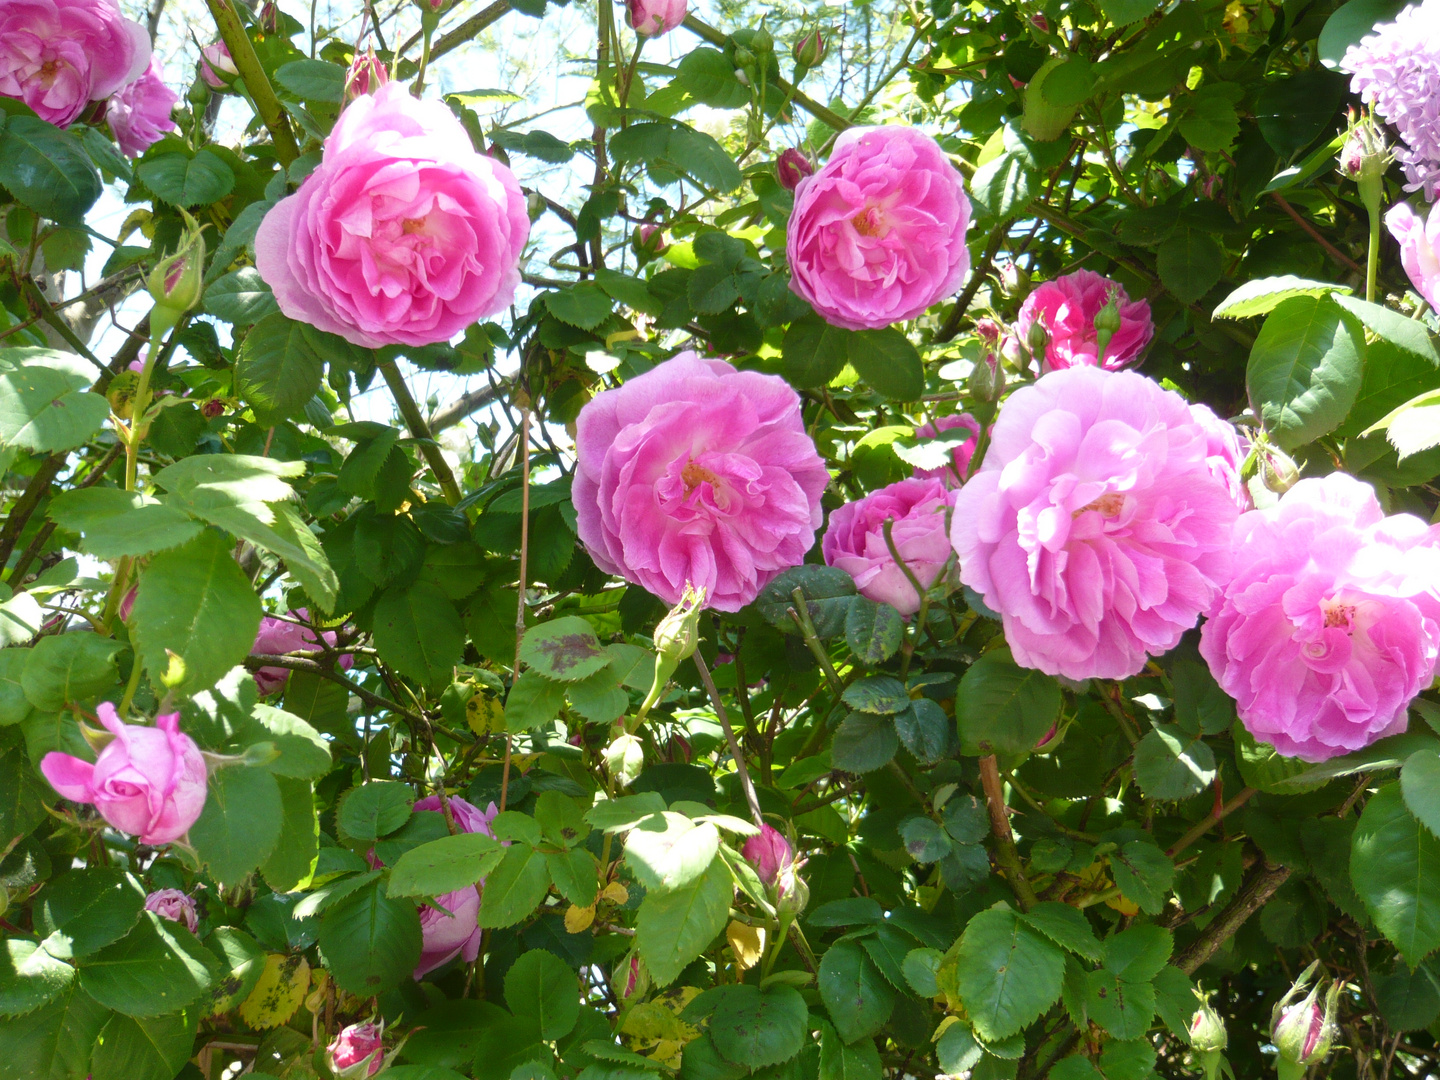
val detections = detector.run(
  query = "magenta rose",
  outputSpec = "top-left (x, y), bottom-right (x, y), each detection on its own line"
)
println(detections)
top-left (1017, 269), bottom-right (1154, 372)
top-left (787, 126), bottom-right (972, 330)
top-left (912, 413), bottom-right (981, 487)
top-left (573, 353), bottom-right (829, 612)
top-left (741, 824), bottom-right (792, 887)
top-left (255, 82), bottom-right (530, 348)
top-left (1199, 473), bottom-right (1440, 762)
top-left (1190, 402), bottom-right (1252, 513)
top-left (409, 795), bottom-right (498, 977)
top-left (326, 1022), bottom-right (383, 1078)
top-left (250, 610), bottom-right (353, 696)
top-left (823, 477), bottom-right (954, 617)
top-left (143, 888), bottom-right (198, 932)
top-left (1387, 200), bottom-right (1440, 311)
top-left (952, 367), bottom-right (1239, 680)
top-left (626, 0), bottom-right (685, 35)
top-left (0, 0), bottom-right (150, 127)
top-left (41, 704), bottom-right (207, 845)
top-left (107, 61), bottom-right (178, 157)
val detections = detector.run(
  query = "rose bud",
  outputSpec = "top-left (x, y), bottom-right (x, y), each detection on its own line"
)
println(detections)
top-left (345, 48), bottom-right (389, 101)
top-left (201, 398), bottom-right (226, 418)
top-left (200, 41), bottom-right (237, 89)
top-left (1271, 963), bottom-right (1341, 1077)
top-left (776, 148), bottom-right (814, 191)
top-left (626, 0), bottom-right (686, 37)
top-left (793, 30), bottom-right (826, 70)
top-left (326, 1022), bottom-right (384, 1079)
top-left (742, 824), bottom-right (792, 887)
top-left (144, 888), bottom-right (198, 932)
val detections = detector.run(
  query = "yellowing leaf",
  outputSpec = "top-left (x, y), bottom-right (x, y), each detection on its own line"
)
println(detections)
top-left (238, 953), bottom-right (310, 1029)
top-left (304, 968), bottom-right (330, 1014)
top-left (602, 882), bottom-right (630, 905)
top-left (467, 689), bottom-right (505, 735)
top-left (1105, 894), bottom-right (1141, 916)
top-left (565, 903), bottom-right (596, 933)
top-left (726, 920), bottom-right (766, 970)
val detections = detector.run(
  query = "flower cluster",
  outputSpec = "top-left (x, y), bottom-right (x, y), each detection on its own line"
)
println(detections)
top-left (1343, 1), bottom-right (1440, 201)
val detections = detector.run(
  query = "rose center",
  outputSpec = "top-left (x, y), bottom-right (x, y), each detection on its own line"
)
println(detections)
top-left (852, 206), bottom-right (887, 238)
top-left (39, 59), bottom-right (59, 81)
top-left (402, 217), bottom-right (429, 235)
top-left (1321, 597), bottom-right (1357, 632)
top-left (682, 460), bottom-right (720, 492)
top-left (1074, 492), bottom-right (1126, 518)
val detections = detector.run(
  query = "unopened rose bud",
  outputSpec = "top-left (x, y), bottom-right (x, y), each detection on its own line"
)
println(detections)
top-left (259, 0), bottom-right (281, 34)
top-left (1029, 12), bottom-right (1050, 31)
top-left (1270, 961), bottom-right (1341, 1074)
top-left (633, 223), bottom-right (667, 262)
top-left (741, 824), bottom-right (792, 887)
top-left (327, 1022), bottom-right (384, 1079)
top-left (751, 27), bottom-right (773, 53)
top-left (775, 861), bottom-right (809, 915)
top-left (1189, 989), bottom-right (1228, 1053)
top-left (1026, 317), bottom-right (1049, 361)
top-left (144, 888), bottom-right (199, 932)
top-left (201, 398), bottom-right (225, 418)
top-left (776, 148), bottom-right (814, 191)
top-left (733, 45), bottom-right (756, 70)
top-left (1093, 290), bottom-right (1123, 366)
top-left (654, 585), bottom-right (705, 665)
top-left (345, 49), bottom-right (389, 101)
top-left (613, 954), bottom-right (650, 1003)
top-left (968, 352), bottom-right (1005, 403)
top-left (199, 42), bottom-right (237, 89)
top-left (147, 215), bottom-right (206, 338)
top-left (414, 0), bottom-right (450, 14)
top-left (1339, 110), bottom-right (1391, 217)
top-left (1258, 443), bottom-right (1299, 494)
top-left (793, 30), bottom-right (826, 70)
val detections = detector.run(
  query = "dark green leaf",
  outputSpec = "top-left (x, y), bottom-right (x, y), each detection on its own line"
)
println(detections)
top-left (136, 150), bottom-right (235, 207)
top-left (505, 948), bottom-right (581, 1041)
top-left (236, 312), bottom-right (325, 425)
top-left (956, 649), bottom-right (1061, 756)
top-left (953, 906), bottom-right (1065, 1041)
top-left (0, 117), bottom-right (101, 223)
top-left (1246, 295), bottom-right (1363, 450)
top-left (818, 939), bottom-right (896, 1043)
top-left (1352, 783), bottom-right (1440, 963)
top-left (190, 765), bottom-right (283, 886)
top-left (78, 912), bottom-right (214, 1017)
top-left (318, 879), bottom-right (423, 995)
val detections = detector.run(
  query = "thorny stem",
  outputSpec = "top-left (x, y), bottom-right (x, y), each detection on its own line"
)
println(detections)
top-left (694, 651), bottom-right (764, 829)
top-left (502, 405), bottom-right (531, 813)
top-left (377, 360), bottom-right (462, 504)
top-left (979, 754), bottom-right (1037, 911)
top-left (202, 0), bottom-right (300, 167)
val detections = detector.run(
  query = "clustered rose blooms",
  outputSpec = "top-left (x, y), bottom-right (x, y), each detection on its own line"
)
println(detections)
top-left (626, 0), bottom-right (686, 36)
top-left (256, 81), bottom-right (530, 348)
top-left (1016, 268), bottom-right (1154, 372)
top-left (823, 477), bottom-right (955, 617)
top-left (573, 353), bottom-right (828, 612)
top-left (411, 795), bottom-right (498, 977)
top-left (1386, 199), bottom-right (1440, 309)
top-left (144, 888), bottom-right (198, 932)
top-left (326, 1022), bottom-right (384, 1078)
top-left (1199, 473), bottom-right (1440, 762)
top-left (41, 704), bottom-right (207, 845)
top-left (787, 126), bottom-right (972, 330)
top-left (106, 60), bottom-right (178, 157)
top-left (0, 0), bottom-right (150, 127)
top-left (912, 413), bottom-right (981, 487)
top-left (952, 367), bottom-right (1239, 680)
top-left (251, 610), bottom-right (353, 695)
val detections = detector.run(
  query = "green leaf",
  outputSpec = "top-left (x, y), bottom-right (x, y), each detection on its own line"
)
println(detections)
top-left (318, 879), bottom-right (423, 995)
top-left (1108, 840), bottom-right (1175, 915)
top-left (236, 313), bottom-right (326, 426)
top-left (339, 780), bottom-right (415, 841)
top-left (521, 617), bottom-right (610, 681)
top-left (755, 565), bottom-right (856, 638)
top-left (35, 869), bottom-right (146, 960)
top-left (1331, 294), bottom-right (1440, 368)
top-left (132, 530), bottom-right (262, 696)
top-left (953, 906), bottom-right (1065, 1041)
top-left (0, 117), bottom-right (102, 223)
top-left (956, 648), bottom-right (1061, 756)
top-left (544, 284), bottom-right (614, 330)
top-left (671, 126), bottom-right (743, 193)
top-left (260, 775), bottom-right (321, 893)
top-left (479, 844), bottom-right (551, 928)
top-left (818, 939), bottom-right (896, 1043)
top-left (372, 578), bottom-right (465, 688)
top-left (1176, 89), bottom-right (1239, 152)
top-left (1103, 924), bottom-right (1172, 980)
top-left (1156, 229), bottom-right (1224, 304)
top-left (830, 712), bottom-right (899, 774)
top-left (782, 316), bottom-right (850, 389)
top-left (1352, 783), bottom-right (1440, 963)
top-left (274, 59), bottom-right (347, 102)
top-left (1170, 658), bottom-right (1234, 736)
top-left (266, 502), bottom-right (340, 614)
top-left (78, 912), bottom-right (215, 1017)
top-left (1246, 294), bottom-right (1364, 450)
top-left (818, 1018), bottom-right (881, 1080)
top-left (21, 632), bottom-right (121, 710)
top-left (0, 366), bottom-right (108, 453)
top-left (969, 152), bottom-right (1035, 222)
top-left (625, 812), bottom-right (720, 893)
top-left (136, 150), bottom-right (235, 207)
top-left (635, 857), bottom-right (731, 986)
top-left (842, 676), bottom-right (909, 715)
top-left (675, 48), bottom-right (750, 109)
top-left (47, 489), bottom-right (202, 559)
top-left (91, 1007), bottom-right (199, 1080)
top-left (710, 984), bottom-right (807, 1069)
top-left (936, 1023), bottom-right (984, 1076)
top-left (0, 985), bottom-right (109, 1080)
top-left (504, 670), bottom-right (568, 733)
top-left (504, 949), bottom-right (580, 1042)
top-left (848, 329), bottom-right (925, 400)
top-left (1213, 276), bottom-right (1350, 319)
top-left (547, 848), bottom-right (600, 906)
top-left (1100, 0), bottom-right (1159, 24)
top-left (389, 833), bottom-right (504, 897)
top-left (586, 793), bottom-right (667, 832)
top-left (487, 128), bottom-right (574, 163)
top-left (1375, 964), bottom-right (1440, 1031)
top-left (204, 267), bottom-right (280, 326)
top-left (845, 598), bottom-right (903, 666)
top-left (1402, 749), bottom-right (1440, 840)
top-left (1019, 903), bottom-right (1104, 963)
top-left (190, 765), bottom-right (283, 886)
top-left (0, 940), bottom-right (74, 1017)
top-left (895, 698), bottom-right (951, 765)
top-left (1133, 724), bottom-right (1217, 801)
top-left (151, 454), bottom-right (304, 511)
top-left (1318, 0), bottom-right (1410, 68)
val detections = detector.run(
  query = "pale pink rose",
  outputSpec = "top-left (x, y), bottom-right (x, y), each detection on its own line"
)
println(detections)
top-left (788, 126), bottom-right (972, 330)
top-left (250, 610), bottom-right (353, 696)
top-left (144, 888), bottom-right (198, 932)
top-left (255, 82), bottom-right (530, 348)
top-left (199, 41), bottom-right (236, 89)
top-left (626, 0), bottom-right (685, 36)
top-left (1189, 402), bottom-right (1252, 512)
top-left (41, 704), bottom-right (207, 845)
top-left (1386, 199), bottom-right (1440, 310)
top-left (952, 367), bottom-right (1239, 681)
top-left (823, 477), bottom-right (954, 617)
top-left (1199, 473), bottom-right (1440, 762)
top-left (326, 1022), bottom-right (383, 1078)
top-left (912, 413), bottom-right (981, 487)
top-left (573, 353), bottom-right (829, 613)
top-left (106, 61), bottom-right (177, 157)
top-left (741, 824), bottom-right (792, 887)
top-left (0, 0), bottom-right (150, 127)
top-left (410, 795), bottom-right (498, 977)
top-left (1017, 269), bottom-right (1154, 372)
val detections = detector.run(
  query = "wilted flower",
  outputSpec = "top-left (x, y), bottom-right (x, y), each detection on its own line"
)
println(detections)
top-left (776, 148), bottom-right (813, 191)
top-left (327, 1022), bottom-right (384, 1078)
top-left (143, 888), bottom-right (198, 932)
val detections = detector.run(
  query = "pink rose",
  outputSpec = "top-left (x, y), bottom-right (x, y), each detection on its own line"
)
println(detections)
top-left (255, 82), bottom-right (530, 348)
top-left (326, 1022), bottom-right (383, 1078)
top-left (1199, 473), bottom-right (1440, 762)
top-left (1017, 269), bottom-right (1154, 372)
top-left (626, 0), bottom-right (685, 36)
top-left (912, 413), bottom-right (981, 487)
top-left (952, 367), bottom-right (1240, 681)
top-left (143, 888), bottom-right (198, 932)
top-left (0, 0), bottom-right (150, 127)
top-left (823, 477), bottom-right (954, 617)
top-left (199, 41), bottom-right (236, 89)
top-left (41, 704), bottom-right (207, 845)
top-left (741, 824), bottom-right (792, 887)
top-left (106, 61), bottom-right (178, 157)
top-left (1386, 199), bottom-right (1440, 310)
top-left (410, 795), bottom-right (498, 977)
top-left (573, 353), bottom-right (828, 613)
top-left (788, 126), bottom-right (972, 330)
top-left (250, 610), bottom-right (353, 696)
top-left (1189, 402), bottom-right (1252, 513)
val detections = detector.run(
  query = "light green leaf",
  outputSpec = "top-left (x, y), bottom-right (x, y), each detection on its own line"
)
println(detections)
top-left (35, 868), bottom-right (146, 960)
top-left (318, 879), bottom-right (423, 995)
top-left (21, 632), bottom-right (121, 710)
top-left (1246, 294), bottom-right (1363, 450)
top-left (389, 833), bottom-right (504, 897)
top-left (1213, 276), bottom-right (1350, 319)
top-left (236, 312), bottom-right (325, 426)
top-left (338, 780), bottom-right (414, 841)
top-left (710, 983), bottom-right (807, 1069)
top-left (260, 775), bottom-right (320, 893)
top-left (0, 366), bottom-right (108, 453)
top-left (625, 812), bottom-right (720, 893)
top-left (1133, 723), bottom-right (1217, 801)
top-left (77, 912), bottom-right (215, 1017)
top-left (190, 765), bottom-right (284, 886)
top-left (635, 857), bottom-right (731, 986)
top-left (47, 489), bottom-right (201, 559)
top-left (953, 906), bottom-right (1065, 1041)
top-left (520, 617), bottom-right (610, 682)
top-left (0, 940), bottom-right (74, 1017)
